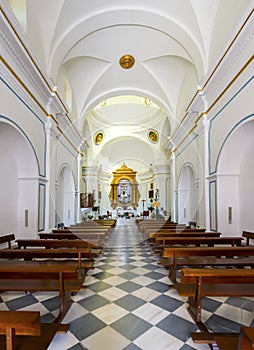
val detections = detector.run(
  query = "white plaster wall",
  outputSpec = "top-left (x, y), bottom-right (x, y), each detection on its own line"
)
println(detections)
top-left (215, 118), bottom-right (254, 236)
top-left (175, 136), bottom-right (204, 225)
top-left (209, 66), bottom-right (254, 175)
top-left (51, 142), bottom-right (79, 229)
top-left (17, 179), bottom-right (38, 238)
top-left (0, 143), bottom-right (18, 235)
top-left (217, 175), bottom-right (240, 236)
top-left (196, 132), bottom-right (206, 228)
top-left (0, 121), bottom-right (39, 238)
top-left (0, 80), bottom-right (46, 177)
top-left (239, 137), bottom-right (254, 236)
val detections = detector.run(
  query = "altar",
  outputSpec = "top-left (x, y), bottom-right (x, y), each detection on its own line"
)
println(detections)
top-left (116, 207), bottom-right (135, 218)
top-left (109, 163), bottom-right (140, 210)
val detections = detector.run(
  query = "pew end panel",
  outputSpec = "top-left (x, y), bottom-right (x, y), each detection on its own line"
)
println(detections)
top-left (0, 310), bottom-right (69, 350)
top-left (0, 234), bottom-right (16, 249)
top-left (0, 261), bottom-right (85, 323)
top-left (191, 326), bottom-right (254, 350)
top-left (176, 268), bottom-right (254, 331)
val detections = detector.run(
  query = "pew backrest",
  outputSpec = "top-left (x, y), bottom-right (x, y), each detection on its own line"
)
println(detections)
top-left (0, 234), bottom-right (16, 249)
top-left (242, 231), bottom-right (254, 246)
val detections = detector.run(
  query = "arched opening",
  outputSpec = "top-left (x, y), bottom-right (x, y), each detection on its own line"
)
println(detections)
top-left (0, 121), bottom-right (38, 238)
top-left (217, 118), bottom-right (254, 236)
top-left (177, 164), bottom-right (196, 225)
top-left (58, 165), bottom-right (75, 226)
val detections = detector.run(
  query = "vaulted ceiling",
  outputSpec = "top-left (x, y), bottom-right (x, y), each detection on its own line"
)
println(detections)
top-left (6, 0), bottom-right (252, 173)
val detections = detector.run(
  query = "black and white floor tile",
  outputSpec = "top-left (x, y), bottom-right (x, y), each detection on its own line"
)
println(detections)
top-left (0, 219), bottom-right (253, 349)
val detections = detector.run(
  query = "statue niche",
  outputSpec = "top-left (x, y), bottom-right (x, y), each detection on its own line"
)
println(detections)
top-left (109, 163), bottom-right (140, 210)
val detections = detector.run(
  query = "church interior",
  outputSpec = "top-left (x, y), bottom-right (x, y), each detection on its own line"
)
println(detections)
top-left (0, 1), bottom-right (253, 349)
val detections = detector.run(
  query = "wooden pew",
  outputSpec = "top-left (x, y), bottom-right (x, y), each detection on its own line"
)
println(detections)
top-left (150, 232), bottom-right (222, 246)
top-left (62, 226), bottom-right (110, 233)
top-left (0, 310), bottom-right (69, 350)
top-left (147, 228), bottom-right (207, 238)
top-left (16, 238), bottom-right (102, 254)
top-left (176, 268), bottom-right (254, 331)
top-left (141, 224), bottom-right (187, 235)
top-left (151, 236), bottom-right (244, 256)
top-left (242, 231), bottom-right (254, 246)
top-left (15, 239), bottom-right (102, 265)
top-left (0, 234), bottom-right (16, 249)
top-left (0, 260), bottom-right (84, 323)
top-left (38, 233), bottom-right (103, 255)
top-left (160, 246), bottom-right (254, 285)
top-left (191, 326), bottom-right (254, 350)
top-left (137, 220), bottom-right (177, 232)
top-left (93, 219), bottom-right (117, 227)
top-left (52, 229), bottom-right (108, 245)
top-left (154, 231), bottom-right (220, 238)
top-left (0, 248), bottom-right (95, 271)
top-left (73, 219), bottom-right (117, 228)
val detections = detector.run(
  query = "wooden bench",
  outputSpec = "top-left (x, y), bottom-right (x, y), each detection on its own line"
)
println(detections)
top-left (38, 233), bottom-right (103, 255)
top-left (0, 234), bottom-right (16, 249)
top-left (160, 246), bottom-right (254, 285)
top-left (93, 219), bottom-right (117, 227)
top-left (0, 310), bottom-right (69, 350)
top-left (146, 228), bottom-right (207, 238)
top-left (137, 220), bottom-right (179, 233)
top-left (150, 228), bottom-right (208, 236)
top-left (15, 238), bottom-right (102, 257)
top-left (0, 260), bottom-right (84, 323)
top-left (150, 232), bottom-right (222, 246)
top-left (52, 229), bottom-right (108, 244)
top-left (142, 224), bottom-right (188, 235)
top-left (62, 226), bottom-right (110, 233)
top-left (151, 236), bottom-right (244, 256)
top-left (72, 219), bottom-right (117, 228)
top-left (191, 326), bottom-right (254, 350)
top-left (242, 231), bottom-right (254, 246)
top-left (0, 248), bottom-right (95, 271)
top-left (176, 268), bottom-right (254, 331)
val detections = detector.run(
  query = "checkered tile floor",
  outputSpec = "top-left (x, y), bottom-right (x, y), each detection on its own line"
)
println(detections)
top-left (1, 219), bottom-right (253, 349)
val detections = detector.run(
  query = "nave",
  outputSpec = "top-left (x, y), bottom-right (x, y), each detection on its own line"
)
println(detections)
top-left (0, 220), bottom-right (253, 350)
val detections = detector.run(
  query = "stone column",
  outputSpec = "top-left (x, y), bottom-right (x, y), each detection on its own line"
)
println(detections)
top-left (203, 114), bottom-right (211, 230)
top-left (44, 118), bottom-right (52, 231)
top-left (76, 153), bottom-right (82, 223)
top-left (171, 152), bottom-right (176, 222)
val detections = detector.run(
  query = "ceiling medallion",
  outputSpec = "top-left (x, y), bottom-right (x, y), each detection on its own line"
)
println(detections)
top-left (119, 55), bottom-right (135, 69)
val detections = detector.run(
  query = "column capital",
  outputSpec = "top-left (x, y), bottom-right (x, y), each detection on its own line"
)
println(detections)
top-left (202, 114), bottom-right (210, 129)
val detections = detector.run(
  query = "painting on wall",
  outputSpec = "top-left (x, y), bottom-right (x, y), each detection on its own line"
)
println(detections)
top-left (94, 131), bottom-right (104, 145)
top-left (148, 129), bottom-right (159, 143)
top-left (148, 189), bottom-right (154, 199)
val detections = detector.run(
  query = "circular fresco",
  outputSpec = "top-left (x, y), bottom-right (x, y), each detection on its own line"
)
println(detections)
top-left (94, 131), bottom-right (104, 145)
top-left (148, 129), bottom-right (159, 143)
top-left (119, 54), bottom-right (135, 69)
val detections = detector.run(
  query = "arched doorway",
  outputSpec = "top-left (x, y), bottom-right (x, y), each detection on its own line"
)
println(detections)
top-left (0, 121), bottom-right (38, 238)
top-left (217, 118), bottom-right (254, 236)
top-left (177, 164), bottom-right (196, 225)
top-left (57, 165), bottom-right (76, 226)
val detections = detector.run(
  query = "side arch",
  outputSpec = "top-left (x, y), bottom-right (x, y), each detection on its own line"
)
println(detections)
top-left (0, 120), bottom-right (40, 237)
top-left (177, 163), bottom-right (196, 225)
top-left (216, 117), bottom-right (254, 235)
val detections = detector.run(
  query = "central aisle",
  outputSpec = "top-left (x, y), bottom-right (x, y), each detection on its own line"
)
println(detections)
top-left (48, 219), bottom-right (253, 350)
top-left (49, 219), bottom-right (202, 350)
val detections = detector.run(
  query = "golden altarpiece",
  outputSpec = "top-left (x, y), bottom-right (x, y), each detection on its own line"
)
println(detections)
top-left (109, 163), bottom-right (140, 210)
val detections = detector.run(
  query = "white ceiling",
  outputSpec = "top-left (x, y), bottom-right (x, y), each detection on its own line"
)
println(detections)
top-left (5, 0), bottom-right (252, 173)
